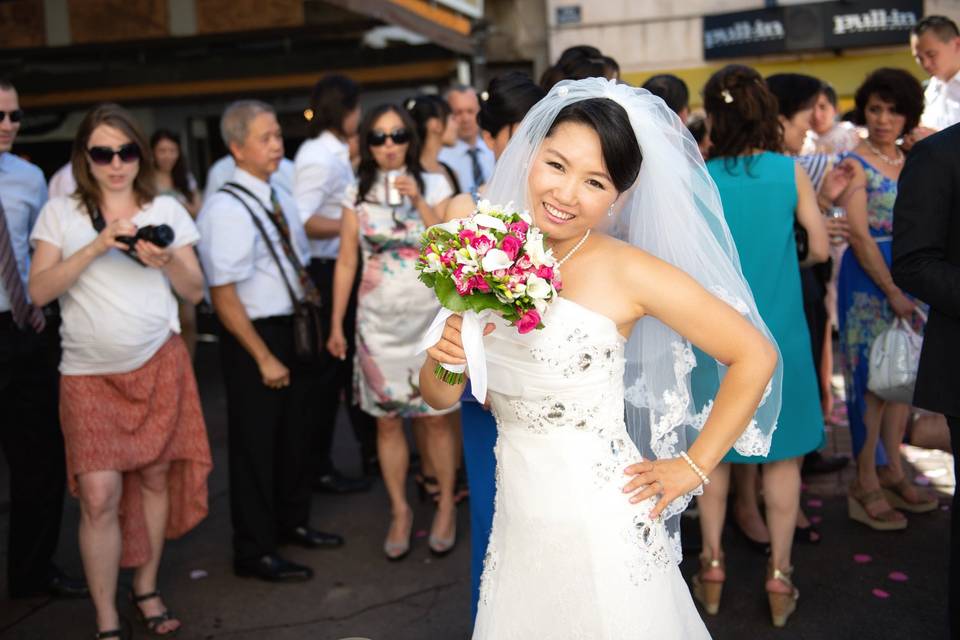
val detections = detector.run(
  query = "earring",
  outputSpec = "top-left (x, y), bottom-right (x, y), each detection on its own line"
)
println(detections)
top-left (607, 205), bottom-right (615, 217)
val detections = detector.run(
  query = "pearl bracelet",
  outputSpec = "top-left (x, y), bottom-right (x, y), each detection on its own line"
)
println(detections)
top-left (680, 451), bottom-right (711, 486)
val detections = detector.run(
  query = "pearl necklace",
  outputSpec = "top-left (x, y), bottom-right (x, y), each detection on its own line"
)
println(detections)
top-left (864, 138), bottom-right (904, 167)
top-left (556, 229), bottom-right (591, 266)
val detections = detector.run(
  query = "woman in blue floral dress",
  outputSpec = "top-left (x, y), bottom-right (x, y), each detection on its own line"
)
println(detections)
top-left (836, 69), bottom-right (937, 532)
top-left (328, 104), bottom-right (459, 561)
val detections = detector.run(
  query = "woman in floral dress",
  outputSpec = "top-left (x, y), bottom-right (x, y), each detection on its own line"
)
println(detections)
top-left (836, 69), bottom-right (937, 532)
top-left (327, 104), bottom-right (458, 560)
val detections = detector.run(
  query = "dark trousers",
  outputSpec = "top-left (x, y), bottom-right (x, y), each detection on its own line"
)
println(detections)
top-left (308, 258), bottom-right (376, 474)
top-left (220, 317), bottom-right (318, 562)
top-left (949, 415), bottom-right (959, 637)
top-left (0, 312), bottom-right (66, 595)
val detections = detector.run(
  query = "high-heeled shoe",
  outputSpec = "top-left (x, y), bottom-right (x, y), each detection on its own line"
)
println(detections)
top-left (384, 509), bottom-right (413, 561)
top-left (428, 506), bottom-right (457, 557)
top-left (880, 476), bottom-right (938, 513)
top-left (766, 563), bottom-right (799, 628)
top-left (848, 481), bottom-right (907, 531)
top-left (691, 554), bottom-right (724, 615)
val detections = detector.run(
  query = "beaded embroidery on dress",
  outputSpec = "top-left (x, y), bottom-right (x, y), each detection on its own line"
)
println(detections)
top-left (472, 297), bottom-right (710, 640)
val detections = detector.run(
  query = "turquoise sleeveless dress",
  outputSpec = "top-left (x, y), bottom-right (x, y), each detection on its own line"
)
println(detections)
top-left (694, 152), bottom-right (825, 462)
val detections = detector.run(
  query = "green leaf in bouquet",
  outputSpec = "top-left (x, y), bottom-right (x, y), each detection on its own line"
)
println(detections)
top-left (434, 276), bottom-right (471, 312)
top-left (465, 293), bottom-right (513, 316)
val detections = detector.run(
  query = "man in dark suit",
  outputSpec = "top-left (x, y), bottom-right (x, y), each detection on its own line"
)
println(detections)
top-left (891, 122), bottom-right (960, 637)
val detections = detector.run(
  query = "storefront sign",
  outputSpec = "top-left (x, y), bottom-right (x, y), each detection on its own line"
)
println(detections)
top-left (703, 0), bottom-right (922, 60)
top-left (556, 5), bottom-right (582, 26)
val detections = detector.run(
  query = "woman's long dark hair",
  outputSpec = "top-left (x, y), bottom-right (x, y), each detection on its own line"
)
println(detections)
top-left (150, 129), bottom-right (192, 200)
top-left (404, 94), bottom-right (450, 149)
top-left (478, 72), bottom-right (546, 138)
top-left (703, 65), bottom-right (782, 171)
top-left (356, 104), bottom-right (425, 204)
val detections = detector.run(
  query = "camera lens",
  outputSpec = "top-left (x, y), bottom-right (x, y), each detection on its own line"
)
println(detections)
top-left (136, 224), bottom-right (175, 248)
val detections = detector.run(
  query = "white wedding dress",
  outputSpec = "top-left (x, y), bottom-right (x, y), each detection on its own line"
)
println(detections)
top-left (472, 297), bottom-right (710, 639)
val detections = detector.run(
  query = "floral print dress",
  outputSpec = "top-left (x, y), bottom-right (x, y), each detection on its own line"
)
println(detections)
top-left (836, 153), bottom-right (907, 463)
top-left (345, 171), bottom-right (456, 418)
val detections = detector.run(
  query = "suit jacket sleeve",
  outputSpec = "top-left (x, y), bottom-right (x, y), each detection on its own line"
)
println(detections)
top-left (892, 138), bottom-right (960, 318)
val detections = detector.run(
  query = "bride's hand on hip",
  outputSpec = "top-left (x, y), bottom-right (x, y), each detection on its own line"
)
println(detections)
top-left (426, 314), bottom-right (496, 366)
top-left (622, 459), bottom-right (704, 520)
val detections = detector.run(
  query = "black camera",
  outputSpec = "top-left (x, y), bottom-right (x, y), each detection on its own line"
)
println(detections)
top-left (116, 224), bottom-right (175, 266)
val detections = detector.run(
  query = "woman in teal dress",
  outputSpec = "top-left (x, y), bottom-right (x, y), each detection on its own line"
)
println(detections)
top-left (835, 68), bottom-right (937, 532)
top-left (690, 65), bottom-right (829, 628)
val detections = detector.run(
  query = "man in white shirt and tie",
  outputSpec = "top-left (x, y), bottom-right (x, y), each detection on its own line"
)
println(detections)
top-left (197, 100), bottom-right (344, 583)
top-left (438, 85), bottom-right (495, 194)
top-left (293, 74), bottom-right (374, 493)
top-left (912, 16), bottom-right (960, 132)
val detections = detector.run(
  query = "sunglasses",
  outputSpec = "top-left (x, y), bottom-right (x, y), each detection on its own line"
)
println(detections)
top-left (87, 143), bottom-right (141, 165)
top-left (0, 110), bottom-right (23, 124)
top-left (369, 128), bottom-right (410, 147)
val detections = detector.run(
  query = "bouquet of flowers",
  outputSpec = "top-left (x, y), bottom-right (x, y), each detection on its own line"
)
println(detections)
top-left (417, 200), bottom-right (562, 393)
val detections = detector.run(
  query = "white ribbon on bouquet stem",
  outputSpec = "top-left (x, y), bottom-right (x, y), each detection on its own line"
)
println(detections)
top-left (418, 308), bottom-right (491, 403)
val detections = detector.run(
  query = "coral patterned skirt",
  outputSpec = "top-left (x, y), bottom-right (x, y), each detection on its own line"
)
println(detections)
top-left (60, 335), bottom-right (212, 568)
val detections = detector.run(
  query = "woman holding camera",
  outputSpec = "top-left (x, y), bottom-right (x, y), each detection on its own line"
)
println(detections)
top-left (28, 103), bottom-right (212, 639)
top-left (327, 104), bottom-right (456, 561)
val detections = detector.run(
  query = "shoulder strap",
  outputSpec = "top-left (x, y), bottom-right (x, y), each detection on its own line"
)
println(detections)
top-left (218, 187), bottom-right (301, 310)
top-left (222, 181), bottom-right (310, 275)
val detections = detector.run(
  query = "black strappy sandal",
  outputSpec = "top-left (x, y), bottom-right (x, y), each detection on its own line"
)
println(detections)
top-left (131, 591), bottom-right (180, 637)
top-left (94, 631), bottom-right (123, 639)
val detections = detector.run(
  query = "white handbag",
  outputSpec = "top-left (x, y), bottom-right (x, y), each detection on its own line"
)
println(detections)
top-left (866, 311), bottom-right (926, 404)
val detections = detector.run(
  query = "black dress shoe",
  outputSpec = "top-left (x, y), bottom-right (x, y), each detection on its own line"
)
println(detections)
top-left (281, 526), bottom-right (345, 549)
top-left (802, 451), bottom-right (850, 476)
top-left (9, 565), bottom-right (89, 599)
top-left (234, 554), bottom-right (313, 582)
top-left (313, 470), bottom-right (372, 494)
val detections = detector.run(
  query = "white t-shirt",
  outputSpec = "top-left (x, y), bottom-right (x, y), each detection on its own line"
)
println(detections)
top-left (30, 195), bottom-right (200, 375)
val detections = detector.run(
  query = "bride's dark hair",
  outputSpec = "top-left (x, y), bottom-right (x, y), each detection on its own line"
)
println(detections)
top-left (545, 98), bottom-right (642, 193)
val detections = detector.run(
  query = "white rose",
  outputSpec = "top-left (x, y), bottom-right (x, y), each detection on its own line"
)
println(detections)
top-left (524, 229), bottom-right (548, 267)
top-left (481, 248), bottom-right (514, 272)
top-left (473, 213), bottom-right (508, 233)
top-left (525, 274), bottom-right (552, 300)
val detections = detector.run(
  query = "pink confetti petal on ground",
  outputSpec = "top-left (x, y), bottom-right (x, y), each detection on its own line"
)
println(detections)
top-left (415, 529), bottom-right (428, 539)
top-left (854, 553), bottom-right (872, 564)
top-left (806, 498), bottom-right (823, 508)
top-left (809, 515), bottom-right (823, 524)
top-left (872, 588), bottom-right (890, 599)
top-left (914, 475), bottom-right (932, 486)
top-left (888, 571), bottom-right (908, 582)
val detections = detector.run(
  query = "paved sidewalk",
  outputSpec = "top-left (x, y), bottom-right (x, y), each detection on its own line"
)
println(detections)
top-left (0, 341), bottom-right (952, 639)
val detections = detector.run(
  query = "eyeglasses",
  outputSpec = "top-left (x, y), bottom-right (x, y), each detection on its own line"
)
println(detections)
top-left (0, 110), bottom-right (23, 124)
top-left (369, 128), bottom-right (410, 147)
top-left (86, 143), bottom-right (141, 165)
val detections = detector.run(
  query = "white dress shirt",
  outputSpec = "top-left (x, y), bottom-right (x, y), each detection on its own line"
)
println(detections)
top-left (921, 70), bottom-right (960, 131)
top-left (293, 131), bottom-right (354, 260)
top-left (30, 195), bottom-right (199, 375)
top-left (203, 155), bottom-right (296, 201)
top-left (196, 167), bottom-right (310, 320)
top-left (0, 152), bottom-right (47, 312)
top-left (438, 137), bottom-right (495, 193)
top-left (47, 162), bottom-right (76, 199)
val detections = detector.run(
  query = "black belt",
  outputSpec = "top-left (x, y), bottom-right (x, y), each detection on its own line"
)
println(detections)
top-left (252, 314), bottom-right (295, 327)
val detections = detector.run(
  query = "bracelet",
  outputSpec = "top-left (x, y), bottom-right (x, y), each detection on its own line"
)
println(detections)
top-left (679, 451), bottom-right (711, 486)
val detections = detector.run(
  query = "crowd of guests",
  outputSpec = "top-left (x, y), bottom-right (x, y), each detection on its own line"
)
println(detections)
top-left (0, 13), bottom-right (958, 638)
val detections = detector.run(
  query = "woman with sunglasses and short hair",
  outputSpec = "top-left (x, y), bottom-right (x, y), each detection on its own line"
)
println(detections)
top-left (327, 103), bottom-right (458, 561)
top-left (28, 103), bottom-right (212, 639)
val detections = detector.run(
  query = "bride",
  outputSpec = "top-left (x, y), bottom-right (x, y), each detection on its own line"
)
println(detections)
top-left (420, 78), bottom-right (781, 639)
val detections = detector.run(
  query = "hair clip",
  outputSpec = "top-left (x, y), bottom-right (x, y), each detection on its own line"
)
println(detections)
top-left (405, 98), bottom-right (416, 110)
top-left (557, 86), bottom-right (569, 97)
top-left (721, 89), bottom-right (734, 104)
top-left (480, 91), bottom-right (490, 102)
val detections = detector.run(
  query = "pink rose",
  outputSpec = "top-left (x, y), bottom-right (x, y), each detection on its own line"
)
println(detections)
top-left (536, 265), bottom-right (554, 280)
top-left (516, 308), bottom-right (541, 334)
top-left (515, 255), bottom-right (533, 271)
top-left (458, 229), bottom-right (476, 245)
top-left (500, 234), bottom-right (522, 260)
top-left (454, 273), bottom-right (474, 295)
top-left (507, 221), bottom-right (529, 241)
top-left (492, 269), bottom-right (508, 280)
top-left (441, 249), bottom-right (456, 266)
top-left (471, 234), bottom-right (495, 256)
top-left (470, 275), bottom-right (491, 293)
